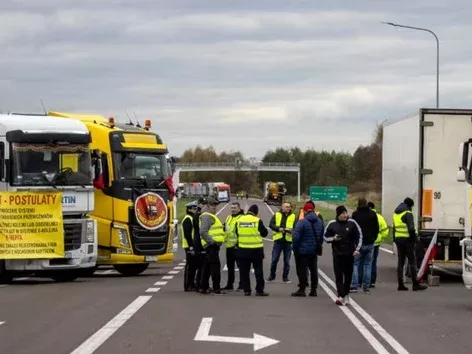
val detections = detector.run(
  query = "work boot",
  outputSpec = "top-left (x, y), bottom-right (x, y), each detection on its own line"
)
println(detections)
top-left (256, 291), bottom-right (269, 296)
top-left (309, 288), bottom-right (317, 297)
top-left (222, 285), bottom-right (234, 290)
top-left (413, 283), bottom-right (427, 291)
top-left (291, 289), bottom-right (306, 297)
top-left (397, 284), bottom-right (408, 291)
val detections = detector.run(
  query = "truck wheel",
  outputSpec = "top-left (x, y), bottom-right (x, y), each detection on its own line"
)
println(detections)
top-left (113, 263), bottom-right (149, 276)
top-left (0, 261), bottom-right (13, 285)
top-left (50, 271), bottom-right (80, 283)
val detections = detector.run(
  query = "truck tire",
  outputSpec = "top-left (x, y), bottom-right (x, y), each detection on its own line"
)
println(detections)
top-left (113, 263), bottom-right (149, 276)
top-left (0, 261), bottom-right (13, 284)
top-left (50, 271), bottom-right (80, 283)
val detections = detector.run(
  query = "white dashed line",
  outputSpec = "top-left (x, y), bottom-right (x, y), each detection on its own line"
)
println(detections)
top-left (145, 288), bottom-right (161, 293)
top-left (154, 281), bottom-right (168, 286)
top-left (168, 270), bottom-right (179, 274)
top-left (380, 247), bottom-right (394, 254)
top-left (162, 275), bottom-right (174, 280)
top-left (174, 266), bottom-right (184, 270)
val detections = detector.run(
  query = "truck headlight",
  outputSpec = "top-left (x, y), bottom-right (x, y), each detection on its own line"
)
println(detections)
top-left (86, 220), bottom-right (95, 243)
top-left (114, 227), bottom-right (130, 247)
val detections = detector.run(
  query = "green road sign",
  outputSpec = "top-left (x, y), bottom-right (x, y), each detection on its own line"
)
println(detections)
top-left (309, 186), bottom-right (347, 202)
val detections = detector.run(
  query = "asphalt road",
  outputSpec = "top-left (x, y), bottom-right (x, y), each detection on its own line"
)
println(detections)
top-left (0, 198), bottom-right (471, 354)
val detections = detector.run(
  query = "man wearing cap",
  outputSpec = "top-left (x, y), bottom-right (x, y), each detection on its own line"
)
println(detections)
top-left (192, 197), bottom-right (207, 292)
top-left (199, 197), bottom-right (226, 295)
top-left (324, 205), bottom-right (362, 306)
top-left (182, 201), bottom-right (198, 291)
top-left (393, 197), bottom-right (427, 291)
top-left (291, 201), bottom-right (324, 297)
top-left (223, 202), bottom-right (244, 291)
top-left (235, 204), bottom-right (269, 296)
top-left (268, 202), bottom-right (296, 283)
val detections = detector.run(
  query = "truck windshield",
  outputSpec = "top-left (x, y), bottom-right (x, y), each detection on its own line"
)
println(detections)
top-left (11, 143), bottom-right (92, 187)
top-left (113, 152), bottom-right (170, 180)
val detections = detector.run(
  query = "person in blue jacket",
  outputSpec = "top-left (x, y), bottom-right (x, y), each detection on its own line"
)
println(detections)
top-left (291, 202), bottom-right (324, 297)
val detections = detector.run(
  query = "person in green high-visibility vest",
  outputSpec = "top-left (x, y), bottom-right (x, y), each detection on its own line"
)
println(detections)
top-left (222, 202), bottom-right (244, 291)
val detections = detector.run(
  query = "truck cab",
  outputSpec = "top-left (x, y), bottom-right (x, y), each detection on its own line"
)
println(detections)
top-left (0, 114), bottom-right (97, 283)
top-left (456, 139), bottom-right (472, 289)
top-left (48, 112), bottom-right (176, 275)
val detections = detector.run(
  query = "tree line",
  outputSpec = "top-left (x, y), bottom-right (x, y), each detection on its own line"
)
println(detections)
top-left (173, 124), bottom-right (383, 197)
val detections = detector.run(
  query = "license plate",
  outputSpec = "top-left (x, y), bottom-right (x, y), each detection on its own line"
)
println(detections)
top-left (145, 256), bottom-right (157, 262)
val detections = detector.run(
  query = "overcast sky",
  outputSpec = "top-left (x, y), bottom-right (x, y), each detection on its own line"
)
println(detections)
top-left (1, 0), bottom-right (470, 158)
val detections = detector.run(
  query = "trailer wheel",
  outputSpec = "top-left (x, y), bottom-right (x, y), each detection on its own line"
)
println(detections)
top-left (113, 263), bottom-right (149, 276)
top-left (0, 261), bottom-right (13, 284)
top-left (50, 271), bottom-right (80, 283)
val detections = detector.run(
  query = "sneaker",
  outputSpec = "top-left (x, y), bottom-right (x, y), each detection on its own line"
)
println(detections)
top-left (236, 286), bottom-right (244, 292)
top-left (349, 287), bottom-right (358, 293)
top-left (413, 284), bottom-right (427, 291)
top-left (335, 297), bottom-right (344, 306)
top-left (212, 289), bottom-right (227, 295)
top-left (283, 278), bottom-right (291, 284)
top-left (222, 285), bottom-right (234, 290)
top-left (309, 289), bottom-right (317, 297)
top-left (363, 289), bottom-right (371, 294)
top-left (244, 292), bottom-right (251, 296)
top-left (291, 289), bottom-right (306, 297)
top-left (344, 295), bottom-right (350, 305)
top-left (267, 276), bottom-right (275, 282)
top-left (370, 283), bottom-right (376, 288)
top-left (398, 285), bottom-right (408, 291)
top-left (256, 291), bottom-right (269, 296)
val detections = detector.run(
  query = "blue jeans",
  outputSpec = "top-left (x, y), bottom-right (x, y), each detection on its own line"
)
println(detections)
top-left (269, 241), bottom-right (292, 279)
top-left (359, 245), bottom-right (380, 286)
top-left (352, 244), bottom-right (374, 290)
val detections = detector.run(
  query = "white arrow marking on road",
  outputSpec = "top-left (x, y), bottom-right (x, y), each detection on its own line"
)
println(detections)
top-left (194, 317), bottom-right (279, 351)
top-left (0, 321), bottom-right (4, 326)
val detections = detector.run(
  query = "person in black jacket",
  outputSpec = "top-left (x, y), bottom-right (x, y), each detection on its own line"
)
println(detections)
top-left (192, 197), bottom-right (207, 292)
top-left (324, 205), bottom-right (362, 306)
top-left (182, 201), bottom-right (198, 291)
top-left (350, 198), bottom-right (379, 293)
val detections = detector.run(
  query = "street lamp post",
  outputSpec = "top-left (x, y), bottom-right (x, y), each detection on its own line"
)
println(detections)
top-left (382, 22), bottom-right (439, 109)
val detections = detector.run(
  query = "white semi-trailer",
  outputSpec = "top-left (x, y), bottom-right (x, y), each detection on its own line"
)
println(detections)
top-left (382, 108), bottom-right (472, 273)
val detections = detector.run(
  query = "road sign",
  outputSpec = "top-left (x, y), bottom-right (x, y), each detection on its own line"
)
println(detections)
top-left (309, 186), bottom-right (347, 202)
top-left (194, 317), bottom-right (279, 351)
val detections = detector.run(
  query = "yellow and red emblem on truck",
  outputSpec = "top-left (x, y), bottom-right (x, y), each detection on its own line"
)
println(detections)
top-left (134, 192), bottom-right (168, 230)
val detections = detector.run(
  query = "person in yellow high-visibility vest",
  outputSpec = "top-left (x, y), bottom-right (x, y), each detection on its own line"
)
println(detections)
top-left (393, 197), bottom-right (427, 292)
top-left (182, 201), bottom-right (199, 292)
top-left (222, 202), bottom-right (244, 291)
top-left (268, 202), bottom-right (296, 283)
top-left (199, 197), bottom-right (227, 295)
top-left (235, 204), bottom-right (269, 296)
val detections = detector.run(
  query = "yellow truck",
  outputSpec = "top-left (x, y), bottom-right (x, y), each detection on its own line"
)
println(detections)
top-left (48, 112), bottom-right (176, 276)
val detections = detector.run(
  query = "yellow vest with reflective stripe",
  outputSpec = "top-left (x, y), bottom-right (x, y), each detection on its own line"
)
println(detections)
top-left (199, 212), bottom-right (225, 247)
top-left (372, 210), bottom-right (389, 245)
top-left (393, 211), bottom-right (415, 238)
top-left (181, 214), bottom-right (194, 248)
top-left (272, 212), bottom-right (295, 242)
top-left (224, 213), bottom-right (242, 248)
top-left (236, 214), bottom-right (263, 249)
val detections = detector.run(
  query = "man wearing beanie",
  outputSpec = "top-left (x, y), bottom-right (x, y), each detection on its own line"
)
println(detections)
top-left (234, 204), bottom-right (269, 296)
top-left (324, 205), bottom-right (363, 305)
top-left (291, 201), bottom-right (324, 297)
top-left (392, 197), bottom-right (427, 291)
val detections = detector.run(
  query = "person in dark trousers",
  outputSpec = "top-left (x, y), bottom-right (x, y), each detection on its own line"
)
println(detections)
top-left (192, 197), bottom-right (207, 292)
top-left (199, 197), bottom-right (226, 295)
top-left (324, 205), bottom-right (362, 306)
top-left (182, 201), bottom-right (199, 291)
top-left (291, 202), bottom-right (324, 297)
top-left (268, 202), bottom-right (296, 283)
top-left (235, 204), bottom-right (269, 296)
top-left (393, 197), bottom-right (427, 291)
top-left (222, 202), bottom-right (244, 290)
top-left (350, 198), bottom-right (379, 293)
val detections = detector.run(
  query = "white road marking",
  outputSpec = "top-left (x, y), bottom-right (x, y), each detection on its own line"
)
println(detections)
top-left (162, 275), bottom-right (174, 280)
top-left (0, 321), bottom-right (5, 326)
top-left (194, 317), bottom-right (279, 351)
top-left (380, 247), bottom-right (394, 254)
top-left (154, 281), bottom-right (168, 286)
top-left (70, 295), bottom-right (152, 354)
top-left (319, 270), bottom-right (410, 354)
top-left (222, 264), bottom-right (254, 273)
top-left (216, 203), bottom-right (230, 216)
top-left (168, 270), bottom-right (179, 274)
top-left (174, 266), bottom-right (184, 270)
top-left (15, 277), bottom-right (31, 281)
top-left (145, 288), bottom-right (161, 293)
top-left (264, 200), bottom-right (409, 354)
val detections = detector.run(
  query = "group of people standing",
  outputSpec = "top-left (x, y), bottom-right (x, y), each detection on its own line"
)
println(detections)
top-left (181, 195), bottom-right (427, 304)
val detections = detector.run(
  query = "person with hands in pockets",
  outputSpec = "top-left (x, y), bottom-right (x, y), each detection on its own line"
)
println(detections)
top-left (324, 205), bottom-right (363, 306)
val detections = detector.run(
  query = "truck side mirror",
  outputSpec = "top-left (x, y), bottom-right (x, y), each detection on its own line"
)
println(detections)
top-left (0, 142), bottom-right (4, 180)
top-left (457, 169), bottom-right (466, 182)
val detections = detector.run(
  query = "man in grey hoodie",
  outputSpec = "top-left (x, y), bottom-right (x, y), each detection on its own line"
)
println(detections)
top-left (393, 197), bottom-right (427, 291)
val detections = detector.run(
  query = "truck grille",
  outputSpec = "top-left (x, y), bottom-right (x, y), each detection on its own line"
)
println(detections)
top-left (129, 224), bottom-right (168, 255)
top-left (63, 222), bottom-right (82, 251)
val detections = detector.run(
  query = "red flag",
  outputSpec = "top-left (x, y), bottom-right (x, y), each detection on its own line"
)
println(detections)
top-left (164, 174), bottom-right (175, 199)
top-left (417, 230), bottom-right (438, 282)
top-left (93, 156), bottom-right (105, 190)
